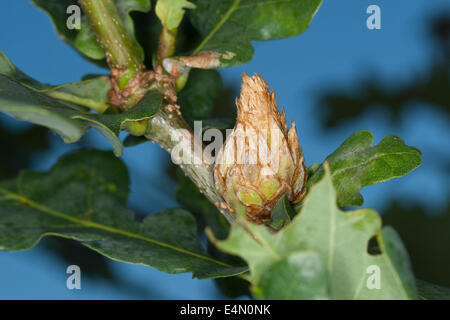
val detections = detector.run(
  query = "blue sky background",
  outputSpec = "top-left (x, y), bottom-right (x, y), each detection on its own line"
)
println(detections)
top-left (0, 0), bottom-right (448, 299)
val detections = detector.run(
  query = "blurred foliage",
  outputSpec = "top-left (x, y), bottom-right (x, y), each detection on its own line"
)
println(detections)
top-left (383, 201), bottom-right (450, 287)
top-left (319, 13), bottom-right (449, 128)
top-left (316, 12), bottom-right (450, 288)
top-left (0, 119), bottom-right (48, 178)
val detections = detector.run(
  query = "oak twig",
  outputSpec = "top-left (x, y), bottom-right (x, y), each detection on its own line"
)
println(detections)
top-left (79, 0), bottom-right (235, 224)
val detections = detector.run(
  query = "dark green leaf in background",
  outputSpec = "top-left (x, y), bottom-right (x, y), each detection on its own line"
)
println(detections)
top-left (178, 69), bottom-right (222, 125)
top-left (382, 201), bottom-right (450, 288)
top-left (176, 169), bottom-right (230, 239)
top-left (200, 117), bottom-right (235, 131)
top-left (0, 150), bottom-right (245, 279)
top-left (266, 196), bottom-right (294, 230)
top-left (188, 0), bottom-right (323, 67)
top-left (306, 130), bottom-right (422, 207)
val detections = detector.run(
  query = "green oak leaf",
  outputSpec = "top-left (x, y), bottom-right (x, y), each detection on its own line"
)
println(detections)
top-left (253, 251), bottom-right (329, 300)
top-left (0, 74), bottom-right (89, 144)
top-left (201, 118), bottom-right (235, 131)
top-left (133, 4), bottom-right (204, 67)
top-left (0, 50), bottom-right (111, 113)
top-left (266, 196), bottom-right (294, 230)
top-left (175, 169), bottom-right (250, 297)
top-left (178, 69), bottom-right (222, 125)
top-left (43, 77), bottom-right (111, 114)
top-left (306, 130), bottom-right (422, 207)
top-left (156, 0), bottom-right (196, 31)
top-left (0, 51), bottom-right (49, 90)
top-left (209, 167), bottom-right (418, 299)
top-left (175, 169), bottom-right (230, 239)
top-left (0, 73), bottom-right (162, 156)
top-left (31, 0), bottom-right (151, 62)
top-left (0, 51), bottom-right (162, 156)
top-left (73, 91), bottom-right (162, 156)
top-left (188, 0), bottom-right (323, 67)
top-left (0, 149), bottom-right (245, 279)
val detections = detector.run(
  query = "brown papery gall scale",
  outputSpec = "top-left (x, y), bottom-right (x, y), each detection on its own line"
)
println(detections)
top-left (214, 73), bottom-right (307, 224)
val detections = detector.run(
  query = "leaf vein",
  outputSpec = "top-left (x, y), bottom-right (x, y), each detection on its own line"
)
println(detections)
top-left (0, 187), bottom-right (230, 268)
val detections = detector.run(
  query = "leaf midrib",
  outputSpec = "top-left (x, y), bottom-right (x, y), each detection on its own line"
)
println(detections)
top-left (1, 51), bottom-right (108, 113)
top-left (378, 232), bottom-right (410, 299)
top-left (0, 187), bottom-right (230, 268)
top-left (192, 0), bottom-right (299, 55)
top-left (329, 150), bottom-right (419, 178)
top-left (193, 0), bottom-right (241, 55)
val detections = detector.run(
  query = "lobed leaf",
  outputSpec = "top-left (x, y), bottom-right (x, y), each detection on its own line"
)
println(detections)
top-left (306, 130), bottom-right (422, 207)
top-left (188, 0), bottom-right (323, 67)
top-left (210, 168), bottom-right (418, 299)
top-left (0, 150), bottom-right (245, 279)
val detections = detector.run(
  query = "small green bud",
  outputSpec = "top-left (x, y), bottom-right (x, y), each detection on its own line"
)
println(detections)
top-left (123, 119), bottom-right (148, 136)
